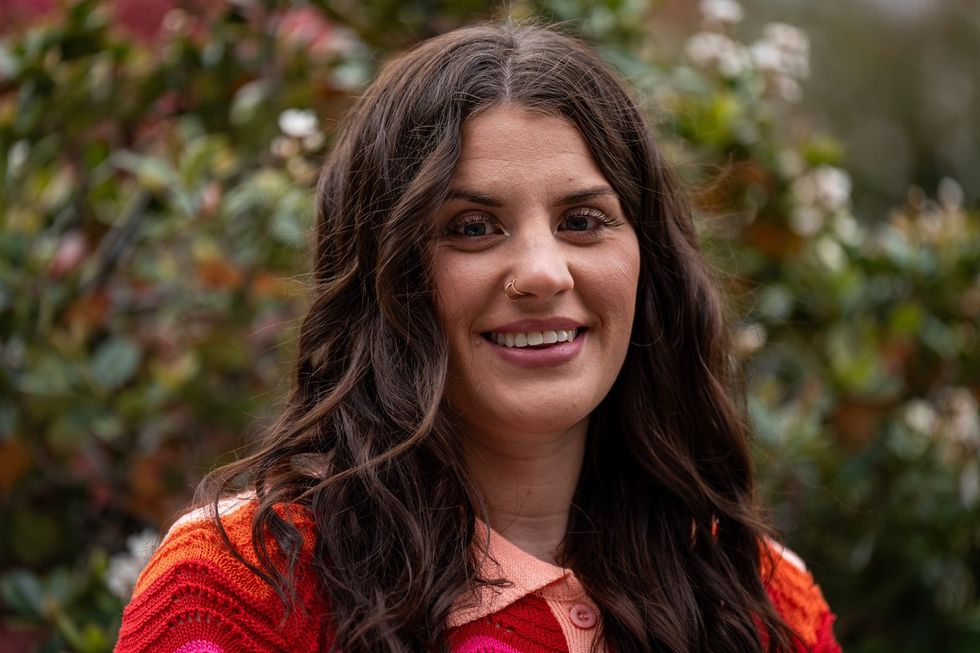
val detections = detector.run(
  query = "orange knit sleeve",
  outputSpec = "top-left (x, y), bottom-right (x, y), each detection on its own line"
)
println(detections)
top-left (762, 540), bottom-right (842, 653)
top-left (114, 497), bottom-right (332, 653)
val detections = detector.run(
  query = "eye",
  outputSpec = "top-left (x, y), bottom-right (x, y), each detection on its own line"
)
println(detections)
top-left (443, 213), bottom-right (505, 239)
top-left (461, 222), bottom-right (490, 237)
top-left (558, 207), bottom-right (622, 235)
top-left (562, 214), bottom-right (593, 232)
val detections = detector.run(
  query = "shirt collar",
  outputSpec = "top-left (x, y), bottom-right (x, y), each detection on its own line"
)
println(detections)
top-left (447, 521), bottom-right (581, 628)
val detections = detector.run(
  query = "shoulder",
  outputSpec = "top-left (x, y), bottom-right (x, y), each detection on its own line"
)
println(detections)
top-left (115, 494), bottom-right (330, 653)
top-left (128, 494), bottom-right (316, 599)
top-left (760, 538), bottom-right (842, 653)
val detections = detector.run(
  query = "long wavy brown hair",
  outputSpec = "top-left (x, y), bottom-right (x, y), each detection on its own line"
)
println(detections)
top-left (202, 22), bottom-right (800, 653)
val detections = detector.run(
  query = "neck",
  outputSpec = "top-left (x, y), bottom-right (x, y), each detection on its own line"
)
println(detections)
top-left (461, 418), bottom-right (588, 565)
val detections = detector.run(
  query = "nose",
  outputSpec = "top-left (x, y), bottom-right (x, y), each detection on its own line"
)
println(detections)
top-left (509, 226), bottom-right (574, 301)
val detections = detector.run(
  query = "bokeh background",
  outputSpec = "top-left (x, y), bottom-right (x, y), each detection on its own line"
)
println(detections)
top-left (1, 0), bottom-right (977, 651)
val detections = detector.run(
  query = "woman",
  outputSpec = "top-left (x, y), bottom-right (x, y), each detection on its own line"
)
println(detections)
top-left (115, 22), bottom-right (840, 653)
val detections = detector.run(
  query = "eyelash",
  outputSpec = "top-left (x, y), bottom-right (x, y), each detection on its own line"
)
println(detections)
top-left (559, 208), bottom-right (623, 234)
top-left (443, 208), bottom-right (622, 241)
top-left (443, 213), bottom-right (502, 238)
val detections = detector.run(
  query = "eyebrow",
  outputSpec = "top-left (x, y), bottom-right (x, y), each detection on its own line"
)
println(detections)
top-left (555, 186), bottom-right (618, 206)
top-left (445, 185), bottom-right (617, 208)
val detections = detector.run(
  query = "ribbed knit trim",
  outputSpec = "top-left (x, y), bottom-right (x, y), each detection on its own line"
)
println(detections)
top-left (172, 640), bottom-right (225, 653)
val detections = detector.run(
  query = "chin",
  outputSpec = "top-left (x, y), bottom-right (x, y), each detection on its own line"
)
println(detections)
top-left (484, 401), bottom-right (593, 436)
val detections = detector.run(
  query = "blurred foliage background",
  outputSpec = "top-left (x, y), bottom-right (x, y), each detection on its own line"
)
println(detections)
top-left (0, 0), bottom-right (977, 651)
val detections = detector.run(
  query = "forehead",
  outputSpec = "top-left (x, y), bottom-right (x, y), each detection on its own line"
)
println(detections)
top-left (452, 104), bottom-right (607, 186)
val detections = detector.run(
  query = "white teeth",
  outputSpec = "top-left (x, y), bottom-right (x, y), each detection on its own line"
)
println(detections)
top-left (490, 328), bottom-right (579, 348)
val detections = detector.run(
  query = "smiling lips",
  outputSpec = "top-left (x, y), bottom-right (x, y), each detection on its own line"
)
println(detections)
top-left (481, 320), bottom-right (587, 367)
top-left (484, 329), bottom-right (586, 368)
top-left (488, 328), bottom-right (579, 348)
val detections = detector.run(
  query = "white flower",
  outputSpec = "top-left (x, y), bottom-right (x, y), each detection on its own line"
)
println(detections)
top-left (9, 140), bottom-right (29, 177)
top-left (749, 41), bottom-right (782, 72)
top-left (815, 236), bottom-right (846, 271)
top-left (685, 32), bottom-right (751, 78)
top-left (751, 23), bottom-right (810, 78)
top-left (686, 32), bottom-right (733, 66)
top-left (127, 530), bottom-right (160, 560)
top-left (278, 108), bottom-right (319, 139)
top-left (904, 399), bottom-right (938, 435)
top-left (791, 173), bottom-right (819, 206)
top-left (945, 388), bottom-right (980, 447)
top-left (777, 150), bottom-right (804, 178)
top-left (771, 75), bottom-right (803, 102)
top-left (789, 206), bottom-right (824, 236)
top-left (162, 8), bottom-right (189, 34)
top-left (700, 0), bottom-right (744, 26)
top-left (106, 556), bottom-right (144, 601)
top-left (270, 135), bottom-right (299, 159)
top-left (302, 132), bottom-right (325, 151)
top-left (938, 177), bottom-right (964, 210)
top-left (734, 323), bottom-right (767, 356)
top-left (763, 23), bottom-right (809, 60)
top-left (832, 213), bottom-right (864, 247)
top-left (719, 48), bottom-right (752, 78)
top-left (792, 166), bottom-right (852, 213)
top-left (814, 167), bottom-right (852, 210)
top-left (106, 529), bottom-right (160, 600)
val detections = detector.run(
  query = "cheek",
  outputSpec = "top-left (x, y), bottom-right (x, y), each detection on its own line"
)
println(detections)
top-left (431, 252), bottom-right (495, 347)
top-left (432, 263), bottom-right (460, 333)
top-left (587, 243), bottom-right (641, 334)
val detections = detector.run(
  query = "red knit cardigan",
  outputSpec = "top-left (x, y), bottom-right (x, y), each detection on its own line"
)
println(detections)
top-left (114, 498), bottom-right (841, 653)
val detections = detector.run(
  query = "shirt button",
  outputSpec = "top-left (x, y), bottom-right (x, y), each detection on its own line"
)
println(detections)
top-left (569, 604), bottom-right (597, 629)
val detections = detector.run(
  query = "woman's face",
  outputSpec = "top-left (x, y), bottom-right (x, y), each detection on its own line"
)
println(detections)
top-left (431, 104), bottom-right (641, 439)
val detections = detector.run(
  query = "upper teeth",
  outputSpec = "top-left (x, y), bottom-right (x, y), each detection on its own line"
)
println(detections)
top-left (491, 329), bottom-right (578, 348)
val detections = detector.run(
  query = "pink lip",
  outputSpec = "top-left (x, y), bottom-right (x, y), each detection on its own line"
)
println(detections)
top-left (485, 317), bottom-right (584, 333)
top-left (484, 330), bottom-right (586, 368)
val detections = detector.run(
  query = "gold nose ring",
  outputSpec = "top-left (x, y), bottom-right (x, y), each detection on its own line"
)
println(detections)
top-left (504, 279), bottom-right (529, 301)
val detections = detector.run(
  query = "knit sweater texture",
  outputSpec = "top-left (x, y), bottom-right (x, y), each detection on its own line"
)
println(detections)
top-left (114, 497), bottom-right (841, 653)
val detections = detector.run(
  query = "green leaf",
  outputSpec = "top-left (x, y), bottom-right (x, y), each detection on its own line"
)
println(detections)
top-left (44, 567), bottom-right (74, 606)
top-left (0, 41), bottom-right (18, 80)
top-left (17, 353), bottom-right (78, 396)
top-left (77, 623), bottom-right (111, 653)
top-left (271, 188), bottom-right (313, 247)
top-left (889, 302), bottom-right (924, 336)
top-left (112, 152), bottom-right (178, 194)
top-left (921, 315), bottom-right (959, 358)
top-left (802, 136), bottom-right (844, 167)
top-left (89, 337), bottom-right (142, 391)
top-left (230, 79), bottom-right (269, 127)
top-left (0, 570), bottom-right (46, 617)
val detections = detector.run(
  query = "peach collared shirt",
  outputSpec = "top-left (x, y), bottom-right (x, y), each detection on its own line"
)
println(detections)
top-left (448, 523), bottom-right (607, 653)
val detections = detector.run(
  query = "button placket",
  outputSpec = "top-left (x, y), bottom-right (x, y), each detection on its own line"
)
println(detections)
top-left (568, 603), bottom-right (597, 629)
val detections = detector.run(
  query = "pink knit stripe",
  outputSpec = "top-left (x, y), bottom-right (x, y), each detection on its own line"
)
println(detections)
top-left (172, 640), bottom-right (225, 653)
top-left (453, 635), bottom-right (526, 653)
